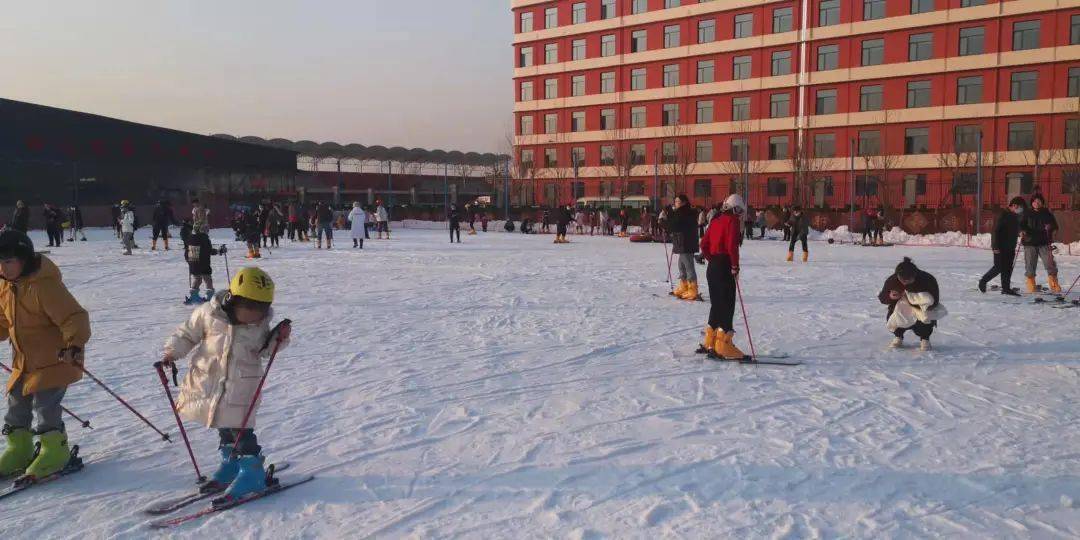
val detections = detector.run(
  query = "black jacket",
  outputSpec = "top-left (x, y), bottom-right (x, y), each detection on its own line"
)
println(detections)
top-left (152, 203), bottom-right (177, 227)
top-left (316, 206), bottom-right (333, 224)
top-left (879, 269), bottom-right (940, 318)
top-left (44, 206), bottom-right (64, 227)
top-left (11, 207), bottom-right (29, 232)
top-left (991, 209), bottom-right (1020, 253)
top-left (557, 207), bottom-right (572, 226)
top-left (448, 209), bottom-right (461, 227)
top-left (185, 233), bottom-right (218, 276)
top-left (787, 213), bottom-right (809, 237)
top-left (68, 206), bottom-right (83, 229)
top-left (668, 205), bottom-right (699, 254)
top-left (1020, 208), bottom-right (1058, 247)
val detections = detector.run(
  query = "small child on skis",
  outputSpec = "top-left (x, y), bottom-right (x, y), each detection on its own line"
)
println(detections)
top-left (0, 229), bottom-right (91, 480)
top-left (184, 230), bottom-right (224, 305)
top-left (161, 267), bottom-right (291, 502)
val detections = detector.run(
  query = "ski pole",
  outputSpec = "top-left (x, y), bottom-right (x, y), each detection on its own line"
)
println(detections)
top-left (154, 361), bottom-right (205, 483)
top-left (735, 276), bottom-right (758, 361)
top-left (76, 364), bottom-right (171, 442)
top-left (0, 361), bottom-right (91, 429)
top-left (1061, 273), bottom-right (1080, 298)
top-left (230, 319), bottom-right (290, 459)
top-left (222, 245), bottom-right (231, 283)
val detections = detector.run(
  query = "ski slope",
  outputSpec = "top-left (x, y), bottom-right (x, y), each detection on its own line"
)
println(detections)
top-left (1, 227), bottom-right (1078, 539)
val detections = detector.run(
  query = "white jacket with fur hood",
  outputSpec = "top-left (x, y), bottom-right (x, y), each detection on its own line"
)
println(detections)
top-left (164, 291), bottom-right (289, 429)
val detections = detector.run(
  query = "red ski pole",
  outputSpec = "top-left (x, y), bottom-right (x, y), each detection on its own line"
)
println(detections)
top-left (154, 361), bottom-right (205, 483)
top-left (0, 361), bottom-right (91, 429)
top-left (76, 364), bottom-right (171, 442)
top-left (735, 276), bottom-right (758, 361)
top-left (230, 319), bottom-right (290, 459)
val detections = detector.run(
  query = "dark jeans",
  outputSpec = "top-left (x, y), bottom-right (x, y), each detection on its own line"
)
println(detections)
top-left (759, 225), bottom-right (766, 238)
top-left (706, 255), bottom-right (736, 332)
top-left (981, 250), bottom-right (1016, 291)
top-left (744, 224), bottom-right (754, 239)
top-left (893, 321), bottom-right (936, 340)
top-left (450, 225), bottom-right (460, 243)
top-left (556, 223), bottom-right (567, 236)
top-left (218, 428), bottom-right (260, 456)
top-left (782, 226), bottom-right (791, 241)
top-left (788, 234), bottom-right (808, 253)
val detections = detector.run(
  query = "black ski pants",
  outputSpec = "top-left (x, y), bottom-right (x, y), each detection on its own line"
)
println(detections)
top-left (450, 224), bottom-right (460, 243)
top-left (706, 255), bottom-right (736, 332)
top-left (893, 320), bottom-right (935, 340)
top-left (981, 250), bottom-right (1016, 291)
top-left (788, 234), bottom-right (808, 253)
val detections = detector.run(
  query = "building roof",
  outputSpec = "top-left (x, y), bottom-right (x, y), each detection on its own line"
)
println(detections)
top-left (211, 134), bottom-right (509, 168)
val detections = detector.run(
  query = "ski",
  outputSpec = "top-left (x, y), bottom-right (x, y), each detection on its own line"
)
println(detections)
top-left (653, 293), bottom-right (707, 302)
top-left (148, 475), bottom-right (315, 529)
top-left (143, 462), bottom-right (290, 515)
top-left (738, 357), bottom-right (802, 366)
top-left (0, 446), bottom-right (84, 502)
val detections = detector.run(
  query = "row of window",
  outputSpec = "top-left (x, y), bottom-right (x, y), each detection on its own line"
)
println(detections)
top-left (520, 120), bottom-right (1080, 169)
top-left (520, 1), bottom-right (744, 34)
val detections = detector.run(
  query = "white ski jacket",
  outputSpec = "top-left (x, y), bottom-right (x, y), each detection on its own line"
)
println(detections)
top-left (164, 292), bottom-right (289, 429)
top-left (886, 291), bottom-right (948, 332)
top-left (348, 208), bottom-right (367, 238)
top-left (375, 206), bottom-right (388, 222)
top-left (120, 210), bottom-right (135, 234)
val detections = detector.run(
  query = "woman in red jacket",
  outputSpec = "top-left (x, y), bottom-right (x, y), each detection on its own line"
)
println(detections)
top-left (697, 194), bottom-right (747, 360)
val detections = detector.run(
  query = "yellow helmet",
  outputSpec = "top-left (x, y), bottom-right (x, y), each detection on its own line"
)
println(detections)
top-left (230, 267), bottom-right (275, 303)
top-left (120, 199), bottom-right (130, 206)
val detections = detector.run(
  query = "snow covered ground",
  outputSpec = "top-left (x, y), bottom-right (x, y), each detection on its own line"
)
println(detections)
top-left (2, 226), bottom-right (1078, 539)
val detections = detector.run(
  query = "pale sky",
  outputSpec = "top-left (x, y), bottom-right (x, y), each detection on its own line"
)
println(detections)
top-left (0, 1), bottom-right (513, 153)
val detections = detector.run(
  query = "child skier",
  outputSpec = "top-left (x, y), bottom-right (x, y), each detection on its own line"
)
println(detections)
top-left (184, 231), bottom-right (224, 305)
top-left (879, 257), bottom-right (946, 351)
top-left (161, 267), bottom-right (291, 502)
top-left (0, 229), bottom-right (91, 480)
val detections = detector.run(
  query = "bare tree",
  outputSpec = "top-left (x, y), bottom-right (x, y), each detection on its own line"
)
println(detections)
top-left (789, 132), bottom-right (835, 208)
top-left (604, 126), bottom-right (639, 208)
top-left (1025, 122), bottom-right (1052, 194)
top-left (719, 120), bottom-right (767, 204)
top-left (660, 121), bottom-right (695, 200)
top-left (1054, 97), bottom-right (1080, 209)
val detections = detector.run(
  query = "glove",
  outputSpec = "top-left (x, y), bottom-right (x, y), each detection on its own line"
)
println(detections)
top-left (57, 346), bottom-right (84, 365)
top-left (219, 245), bottom-right (227, 255)
top-left (695, 254), bottom-right (705, 265)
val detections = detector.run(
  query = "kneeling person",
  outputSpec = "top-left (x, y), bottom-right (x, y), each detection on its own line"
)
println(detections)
top-left (879, 257), bottom-right (947, 351)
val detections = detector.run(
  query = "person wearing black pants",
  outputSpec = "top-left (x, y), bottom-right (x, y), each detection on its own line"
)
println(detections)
top-left (554, 204), bottom-right (572, 243)
top-left (979, 197), bottom-right (1024, 296)
top-left (786, 207), bottom-right (809, 262)
top-left (880, 257), bottom-right (943, 351)
top-left (697, 194), bottom-right (747, 360)
top-left (448, 204), bottom-right (462, 243)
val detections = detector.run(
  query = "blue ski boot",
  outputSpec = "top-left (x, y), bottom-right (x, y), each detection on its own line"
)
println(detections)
top-left (183, 289), bottom-right (202, 305)
top-left (200, 447), bottom-right (239, 494)
top-left (202, 288), bottom-right (215, 303)
top-left (217, 454), bottom-right (267, 503)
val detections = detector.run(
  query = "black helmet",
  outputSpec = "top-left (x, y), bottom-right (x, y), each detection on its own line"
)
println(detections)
top-left (0, 229), bottom-right (35, 262)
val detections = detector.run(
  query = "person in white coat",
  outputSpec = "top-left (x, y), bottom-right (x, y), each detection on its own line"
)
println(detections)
top-left (120, 201), bottom-right (136, 255)
top-left (347, 202), bottom-right (367, 249)
top-left (161, 267), bottom-right (291, 502)
top-left (374, 202), bottom-right (390, 240)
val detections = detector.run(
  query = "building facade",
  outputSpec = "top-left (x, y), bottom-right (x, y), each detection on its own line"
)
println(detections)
top-left (512, 0), bottom-right (1080, 212)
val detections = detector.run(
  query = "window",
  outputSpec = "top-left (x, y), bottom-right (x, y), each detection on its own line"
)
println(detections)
top-left (860, 85), bottom-right (883, 111)
top-left (907, 80), bottom-right (931, 108)
top-left (600, 145), bottom-right (615, 165)
top-left (696, 100), bottom-right (714, 123)
top-left (571, 75), bottom-right (585, 96)
top-left (665, 0), bottom-right (680, 7)
top-left (773, 7), bottom-right (793, 33)
top-left (696, 140), bottom-right (713, 162)
top-left (903, 174), bottom-right (927, 197)
top-left (1007, 122), bottom-right (1034, 151)
top-left (1070, 67), bottom-right (1080, 98)
top-left (544, 148), bottom-right (557, 167)
top-left (631, 106), bottom-right (646, 128)
top-left (818, 44), bottom-right (839, 71)
top-left (958, 27), bottom-right (984, 56)
top-left (816, 89), bottom-right (837, 114)
top-left (572, 39), bottom-right (586, 61)
top-left (1004, 172), bottom-right (1034, 195)
top-left (769, 136), bottom-right (790, 160)
top-left (733, 56), bottom-right (751, 80)
top-left (544, 114), bottom-right (558, 134)
top-left (772, 50), bottom-right (792, 76)
top-left (601, 109), bottom-right (616, 130)
top-left (545, 7), bottom-right (558, 29)
top-left (520, 81), bottom-right (533, 101)
top-left (957, 76), bottom-right (983, 104)
top-left (911, 0), bottom-right (933, 14)
top-left (662, 103), bottom-right (680, 126)
top-left (814, 133), bottom-right (836, 157)
top-left (520, 115), bottom-right (533, 135)
top-left (699, 20), bottom-right (716, 43)
top-left (731, 138), bottom-right (749, 161)
top-left (545, 43), bottom-right (558, 64)
top-left (856, 176), bottom-right (879, 196)
top-left (697, 60), bottom-right (715, 83)
top-left (864, 0), bottom-right (885, 21)
top-left (695, 179), bottom-right (712, 198)
top-left (631, 30), bottom-right (647, 53)
top-left (570, 111), bottom-right (587, 132)
top-left (770, 93), bottom-right (790, 118)
top-left (858, 130), bottom-right (881, 156)
top-left (955, 125), bottom-right (980, 152)
top-left (909, 33), bottom-right (933, 61)
top-left (664, 25), bottom-right (680, 48)
top-left (732, 97), bottom-right (750, 121)
top-left (520, 149), bottom-right (534, 168)
top-left (819, 0), bottom-right (840, 27)
top-left (861, 39), bottom-right (884, 66)
top-left (734, 13), bottom-right (753, 38)
top-left (572, 2), bottom-right (586, 24)
top-left (1067, 119), bottom-right (1080, 149)
top-left (520, 12), bottom-right (533, 33)
top-left (663, 64), bottom-right (680, 87)
top-left (601, 72), bottom-right (615, 94)
top-left (1010, 71), bottom-right (1037, 101)
top-left (904, 128), bottom-right (929, 154)
top-left (630, 144), bottom-right (646, 164)
top-left (571, 147), bottom-right (585, 167)
top-left (601, 35), bottom-right (616, 57)
top-left (632, 0), bottom-right (647, 14)
top-left (661, 141), bottom-right (676, 164)
top-left (628, 181), bottom-right (646, 196)
top-left (1073, 15), bottom-right (1080, 45)
top-left (631, 68), bottom-right (646, 90)
top-left (519, 46), bottom-right (533, 67)
top-left (1013, 20), bottom-right (1040, 51)
top-left (544, 78), bottom-right (558, 99)
top-left (601, 0), bottom-right (616, 19)
top-left (767, 178), bottom-right (788, 197)
top-left (960, 0), bottom-right (984, 6)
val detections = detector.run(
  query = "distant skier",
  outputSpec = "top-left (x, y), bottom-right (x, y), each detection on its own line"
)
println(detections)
top-left (755, 209), bottom-right (766, 239)
top-left (466, 204), bottom-right (477, 236)
top-left (481, 209), bottom-right (489, 233)
top-left (266, 203), bottom-right (285, 249)
top-left (978, 197), bottom-right (1025, 296)
top-left (243, 209), bottom-right (262, 259)
top-left (10, 201), bottom-right (29, 233)
top-left (781, 205), bottom-right (792, 242)
top-left (348, 202), bottom-right (367, 249)
top-left (618, 207), bottom-right (630, 238)
top-left (315, 202), bottom-right (334, 249)
top-left (1020, 194), bottom-right (1060, 293)
top-left (666, 194), bottom-right (700, 301)
top-left (0, 229), bottom-right (91, 480)
top-left (66, 204), bottom-right (86, 242)
top-left (43, 204), bottom-right (64, 248)
top-left (541, 209), bottom-right (551, 234)
top-left (785, 206), bottom-right (809, 262)
top-left (375, 201), bottom-right (390, 240)
top-left (447, 204), bottom-right (462, 244)
top-left (120, 201), bottom-right (136, 255)
top-left (743, 204), bottom-right (756, 240)
top-left (861, 208), bottom-right (876, 245)
top-left (152, 200), bottom-right (178, 251)
top-left (879, 257), bottom-right (946, 351)
top-left (184, 230), bottom-right (222, 305)
top-left (697, 194), bottom-right (748, 360)
top-left (161, 267), bottom-right (291, 503)
top-left (575, 208), bottom-right (586, 235)
top-left (697, 206), bottom-right (707, 238)
top-left (554, 204), bottom-right (572, 244)
top-left (111, 203), bottom-right (122, 238)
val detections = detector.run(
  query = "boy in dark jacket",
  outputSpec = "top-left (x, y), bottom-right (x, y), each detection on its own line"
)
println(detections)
top-left (786, 207), bottom-right (809, 262)
top-left (184, 232), bottom-right (223, 304)
top-left (979, 197), bottom-right (1024, 295)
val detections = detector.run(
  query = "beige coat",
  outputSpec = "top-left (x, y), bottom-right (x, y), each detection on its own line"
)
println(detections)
top-left (164, 292), bottom-right (288, 429)
top-left (887, 291), bottom-right (949, 332)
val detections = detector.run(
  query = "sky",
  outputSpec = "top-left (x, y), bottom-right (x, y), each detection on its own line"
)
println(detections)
top-left (0, 1), bottom-right (513, 153)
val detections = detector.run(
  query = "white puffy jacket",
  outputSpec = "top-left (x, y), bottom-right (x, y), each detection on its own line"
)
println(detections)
top-left (164, 292), bottom-right (289, 429)
top-left (121, 210), bottom-right (135, 234)
top-left (886, 291), bottom-right (949, 332)
top-left (348, 208), bottom-right (367, 238)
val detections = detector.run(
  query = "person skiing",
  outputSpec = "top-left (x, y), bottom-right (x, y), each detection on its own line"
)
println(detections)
top-left (151, 200), bottom-right (178, 251)
top-left (184, 230), bottom-right (223, 305)
top-left (266, 203), bottom-right (285, 249)
top-left (10, 201), bottom-right (29, 234)
top-left (879, 257), bottom-right (946, 351)
top-left (697, 194), bottom-right (748, 360)
top-left (243, 209), bottom-right (262, 259)
top-left (375, 201), bottom-right (389, 240)
top-left (780, 205), bottom-right (792, 242)
top-left (192, 199), bottom-right (211, 235)
top-left (315, 202), bottom-right (334, 249)
top-left (743, 204), bottom-right (756, 240)
top-left (666, 194), bottom-right (700, 301)
top-left (0, 229), bottom-right (91, 480)
top-left (480, 209), bottom-right (489, 233)
top-left (466, 204), bottom-right (477, 236)
top-left (286, 202), bottom-right (298, 241)
top-left (618, 207), bottom-right (630, 238)
top-left (111, 203), bottom-right (122, 239)
top-left (43, 204), bottom-right (64, 248)
top-left (786, 206), bottom-right (809, 262)
top-left (756, 209), bottom-right (767, 239)
top-left (257, 201), bottom-right (271, 249)
top-left (347, 202), bottom-right (367, 249)
top-left (575, 208), bottom-right (586, 235)
top-left (297, 203), bottom-right (310, 242)
top-left (1020, 194), bottom-right (1061, 293)
top-left (873, 207), bottom-right (886, 245)
top-left (66, 204), bottom-right (86, 242)
top-left (554, 204), bottom-right (572, 244)
top-left (979, 197), bottom-right (1025, 296)
top-left (447, 204), bottom-right (462, 244)
top-left (160, 267), bottom-right (291, 502)
top-left (861, 207), bottom-right (877, 245)
top-left (120, 201), bottom-right (136, 255)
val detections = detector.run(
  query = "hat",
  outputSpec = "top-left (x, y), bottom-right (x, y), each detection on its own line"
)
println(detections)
top-left (0, 229), bottom-right (35, 263)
